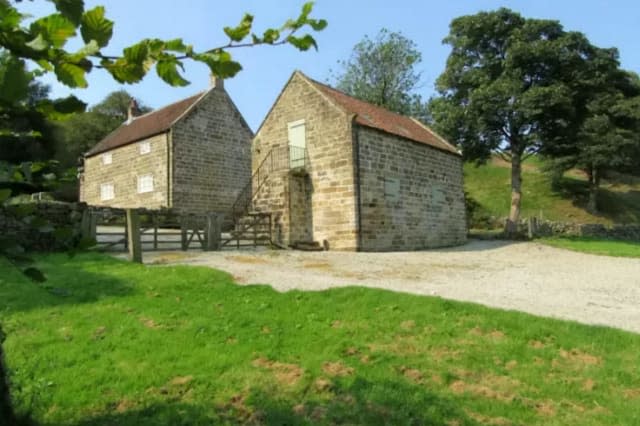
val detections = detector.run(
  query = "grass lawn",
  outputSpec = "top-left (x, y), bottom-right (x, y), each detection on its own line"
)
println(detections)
top-left (2, 253), bottom-right (640, 425)
top-left (539, 237), bottom-right (640, 258)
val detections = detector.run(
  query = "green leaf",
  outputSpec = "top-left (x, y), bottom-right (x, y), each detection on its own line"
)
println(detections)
top-left (0, 55), bottom-right (31, 104)
top-left (53, 95), bottom-right (87, 114)
top-left (30, 13), bottom-right (76, 49)
top-left (123, 40), bottom-right (150, 64)
top-left (262, 28), bottom-right (280, 44)
top-left (156, 57), bottom-right (189, 87)
top-left (223, 13), bottom-right (253, 42)
top-left (287, 34), bottom-right (317, 51)
top-left (193, 51), bottom-right (242, 79)
top-left (80, 6), bottom-right (113, 47)
top-left (165, 39), bottom-right (191, 53)
top-left (23, 267), bottom-right (46, 283)
top-left (308, 19), bottom-right (328, 31)
top-left (54, 61), bottom-right (88, 87)
top-left (26, 34), bottom-right (50, 51)
top-left (51, 0), bottom-right (85, 26)
top-left (0, 189), bottom-right (11, 203)
top-left (70, 39), bottom-right (100, 61)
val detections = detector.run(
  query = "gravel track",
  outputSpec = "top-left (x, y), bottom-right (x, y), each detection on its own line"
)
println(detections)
top-left (143, 240), bottom-right (640, 334)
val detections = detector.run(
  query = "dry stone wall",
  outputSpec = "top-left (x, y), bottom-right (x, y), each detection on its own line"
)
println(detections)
top-left (357, 126), bottom-right (467, 250)
top-left (171, 88), bottom-right (252, 216)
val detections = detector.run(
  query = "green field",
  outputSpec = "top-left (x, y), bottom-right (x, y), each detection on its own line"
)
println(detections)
top-left (2, 253), bottom-right (639, 425)
top-left (464, 157), bottom-right (640, 227)
top-left (540, 237), bottom-right (640, 258)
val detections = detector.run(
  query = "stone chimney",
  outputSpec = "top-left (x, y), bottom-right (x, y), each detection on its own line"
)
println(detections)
top-left (127, 98), bottom-right (140, 124)
top-left (210, 74), bottom-right (224, 89)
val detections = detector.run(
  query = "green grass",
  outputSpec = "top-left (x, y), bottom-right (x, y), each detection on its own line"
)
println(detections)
top-left (2, 253), bottom-right (640, 425)
top-left (539, 237), bottom-right (640, 258)
top-left (464, 157), bottom-right (640, 226)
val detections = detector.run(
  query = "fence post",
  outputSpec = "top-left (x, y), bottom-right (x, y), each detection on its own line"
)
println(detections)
top-left (126, 209), bottom-right (142, 263)
top-left (205, 213), bottom-right (222, 251)
top-left (180, 217), bottom-right (188, 251)
top-left (80, 209), bottom-right (97, 241)
top-left (153, 213), bottom-right (158, 250)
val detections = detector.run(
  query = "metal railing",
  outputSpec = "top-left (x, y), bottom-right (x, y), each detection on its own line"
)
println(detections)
top-left (230, 145), bottom-right (308, 220)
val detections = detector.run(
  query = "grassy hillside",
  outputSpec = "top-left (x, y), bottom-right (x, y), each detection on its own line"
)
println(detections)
top-left (464, 157), bottom-right (640, 227)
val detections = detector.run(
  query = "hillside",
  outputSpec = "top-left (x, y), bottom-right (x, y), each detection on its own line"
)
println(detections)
top-left (464, 157), bottom-right (640, 228)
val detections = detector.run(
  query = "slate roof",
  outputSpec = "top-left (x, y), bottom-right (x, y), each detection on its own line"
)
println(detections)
top-left (85, 91), bottom-right (205, 157)
top-left (307, 76), bottom-right (460, 155)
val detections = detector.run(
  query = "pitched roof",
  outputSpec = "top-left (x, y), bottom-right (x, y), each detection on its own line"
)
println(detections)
top-left (305, 75), bottom-right (460, 155)
top-left (85, 91), bottom-right (206, 157)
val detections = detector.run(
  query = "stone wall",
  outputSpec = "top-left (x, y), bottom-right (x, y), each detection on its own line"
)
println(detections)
top-left (0, 202), bottom-right (86, 251)
top-left (357, 126), bottom-right (467, 250)
top-left (81, 133), bottom-right (169, 209)
top-left (252, 72), bottom-right (358, 250)
top-left (521, 219), bottom-right (640, 241)
top-left (171, 87), bottom-right (253, 215)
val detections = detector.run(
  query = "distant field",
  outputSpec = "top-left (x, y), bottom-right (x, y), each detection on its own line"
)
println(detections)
top-left (464, 157), bottom-right (640, 227)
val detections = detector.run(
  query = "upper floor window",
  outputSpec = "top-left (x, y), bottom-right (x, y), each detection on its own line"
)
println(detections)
top-left (137, 174), bottom-right (154, 193)
top-left (139, 141), bottom-right (151, 155)
top-left (100, 183), bottom-right (114, 201)
top-left (101, 152), bottom-right (112, 165)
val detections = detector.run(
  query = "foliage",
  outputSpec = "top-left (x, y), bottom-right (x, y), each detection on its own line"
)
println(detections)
top-left (55, 90), bottom-right (151, 168)
top-left (540, 237), bottom-right (640, 258)
top-left (330, 29), bottom-right (429, 122)
top-left (1, 253), bottom-right (639, 424)
top-left (429, 8), bottom-right (626, 233)
top-left (2, 0), bottom-right (326, 88)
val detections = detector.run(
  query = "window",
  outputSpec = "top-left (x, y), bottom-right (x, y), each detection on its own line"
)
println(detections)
top-left (100, 183), bottom-right (114, 201)
top-left (139, 141), bottom-right (151, 155)
top-left (287, 119), bottom-right (306, 168)
top-left (137, 174), bottom-right (154, 193)
top-left (101, 152), bottom-right (112, 165)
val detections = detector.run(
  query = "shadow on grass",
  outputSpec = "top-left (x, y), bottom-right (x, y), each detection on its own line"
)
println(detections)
top-left (0, 254), bottom-right (134, 314)
top-left (67, 378), bottom-right (480, 426)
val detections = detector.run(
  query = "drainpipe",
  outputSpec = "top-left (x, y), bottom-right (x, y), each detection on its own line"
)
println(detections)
top-left (167, 130), bottom-right (172, 209)
top-left (351, 117), bottom-right (363, 251)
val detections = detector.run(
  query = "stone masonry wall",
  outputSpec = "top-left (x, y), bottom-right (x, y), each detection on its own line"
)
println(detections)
top-left (252, 72), bottom-right (358, 250)
top-left (171, 87), bottom-right (252, 216)
top-left (357, 126), bottom-right (467, 250)
top-left (81, 133), bottom-right (169, 209)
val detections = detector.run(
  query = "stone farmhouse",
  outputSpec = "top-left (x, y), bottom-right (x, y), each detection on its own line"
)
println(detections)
top-left (244, 71), bottom-right (467, 251)
top-left (80, 78), bottom-right (252, 216)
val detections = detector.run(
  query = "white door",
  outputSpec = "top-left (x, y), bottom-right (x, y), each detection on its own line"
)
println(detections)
top-left (288, 119), bottom-right (306, 169)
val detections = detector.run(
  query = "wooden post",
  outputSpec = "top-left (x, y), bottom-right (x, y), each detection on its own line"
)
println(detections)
top-left (80, 209), bottom-right (97, 241)
top-left (207, 213), bottom-right (223, 251)
top-left (180, 217), bottom-right (188, 251)
top-left (126, 209), bottom-right (142, 263)
top-left (153, 213), bottom-right (158, 250)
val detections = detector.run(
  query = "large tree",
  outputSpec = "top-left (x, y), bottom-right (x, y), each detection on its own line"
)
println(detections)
top-left (331, 29), bottom-right (429, 122)
top-left (430, 8), bottom-right (625, 234)
top-left (0, 1), bottom-right (326, 422)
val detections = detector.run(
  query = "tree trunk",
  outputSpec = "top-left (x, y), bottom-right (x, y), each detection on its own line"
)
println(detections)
top-left (505, 153), bottom-right (523, 236)
top-left (0, 327), bottom-right (16, 425)
top-left (587, 167), bottom-right (599, 213)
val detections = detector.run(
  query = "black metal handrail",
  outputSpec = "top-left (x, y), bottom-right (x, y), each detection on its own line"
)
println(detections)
top-left (230, 145), bottom-right (308, 220)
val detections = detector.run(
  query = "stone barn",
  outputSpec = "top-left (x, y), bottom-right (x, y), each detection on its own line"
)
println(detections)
top-left (244, 71), bottom-right (467, 251)
top-left (80, 78), bottom-right (252, 216)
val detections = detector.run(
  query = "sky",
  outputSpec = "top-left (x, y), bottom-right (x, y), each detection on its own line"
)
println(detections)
top-left (18, 0), bottom-right (640, 131)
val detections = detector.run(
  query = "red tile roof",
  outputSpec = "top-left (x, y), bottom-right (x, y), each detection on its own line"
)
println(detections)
top-left (85, 91), bottom-right (205, 157)
top-left (308, 77), bottom-right (460, 155)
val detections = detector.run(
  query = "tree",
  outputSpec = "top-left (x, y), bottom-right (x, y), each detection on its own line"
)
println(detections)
top-left (0, 2), bottom-right (326, 422)
top-left (331, 29), bottom-right (429, 122)
top-left (430, 8), bottom-right (618, 234)
top-left (56, 90), bottom-right (151, 168)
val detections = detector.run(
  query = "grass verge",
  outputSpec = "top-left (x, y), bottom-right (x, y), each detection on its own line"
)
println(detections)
top-left (1, 253), bottom-right (639, 425)
top-left (539, 237), bottom-right (640, 258)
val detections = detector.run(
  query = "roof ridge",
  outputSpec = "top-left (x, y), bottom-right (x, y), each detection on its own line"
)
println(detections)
top-left (129, 90), bottom-right (206, 123)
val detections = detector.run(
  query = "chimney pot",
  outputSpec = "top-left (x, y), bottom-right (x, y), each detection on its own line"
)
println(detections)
top-left (127, 98), bottom-right (139, 123)
top-left (210, 74), bottom-right (224, 89)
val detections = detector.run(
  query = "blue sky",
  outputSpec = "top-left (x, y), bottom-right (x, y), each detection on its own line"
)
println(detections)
top-left (19, 0), bottom-right (640, 131)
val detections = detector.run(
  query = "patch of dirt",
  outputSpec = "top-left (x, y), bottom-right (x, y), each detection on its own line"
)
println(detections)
top-left (505, 360), bottom-right (518, 370)
top-left (529, 340), bottom-right (546, 349)
top-left (261, 326), bottom-right (271, 334)
top-left (431, 374), bottom-right (444, 385)
top-left (558, 348), bottom-right (601, 366)
top-left (465, 410), bottom-right (512, 425)
top-left (368, 335), bottom-right (421, 355)
top-left (139, 317), bottom-right (160, 329)
top-left (331, 320), bottom-right (342, 329)
top-left (623, 388), bottom-right (640, 399)
top-left (292, 404), bottom-right (305, 415)
top-left (449, 373), bottom-right (520, 403)
top-left (359, 355), bottom-right (370, 364)
top-left (149, 252), bottom-right (194, 264)
top-left (468, 327), bottom-right (506, 340)
top-left (322, 361), bottom-right (354, 377)
top-left (400, 320), bottom-right (415, 330)
top-left (252, 357), bottom-right (304, 386)
top-left (225, 255), bottom-right (270, 264)
top-left (400, 366), bottom-right (423, 383)
top-left (169, 375), bottom-right (193, 386)
top-left (534, 400), bottom-right (556, 417)
top-left (302, 262), bottom-right (332, 270)
top-left (582, 378), bottom-right (595, 391)
top-left (430, 346), bottom-right (462, 361)
top-left (92, 326), bottom-right (107, 340)
top-left (344, 347), bottom-right (359, 356)
top-left (115, 399), bottom-right (135, 413)
top-left (314, 377), bottom-right (332, 392)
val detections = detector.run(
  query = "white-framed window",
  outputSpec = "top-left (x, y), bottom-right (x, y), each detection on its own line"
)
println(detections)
top-left (101, 152), bottom-right (112, 165)
top-left (100, 183), bottom-right (114, 201)
top-left (139, 141), bottom-right (151, 155)
top-left (137, 174), bottom-right (154, 193)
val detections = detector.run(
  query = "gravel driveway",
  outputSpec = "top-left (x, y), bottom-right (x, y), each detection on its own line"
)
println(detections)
top-left (143, 240), bottom-right (640, 334)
